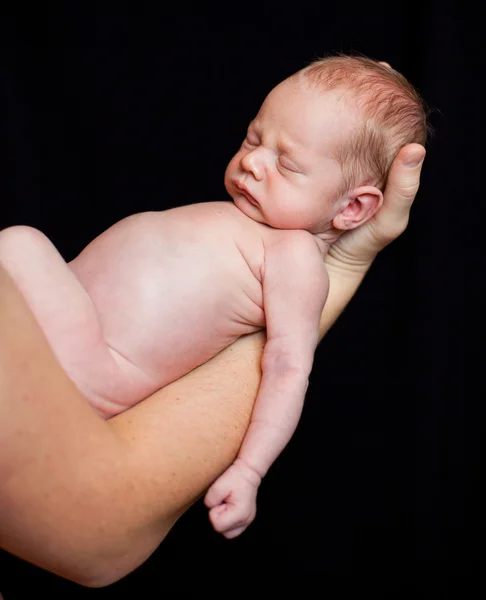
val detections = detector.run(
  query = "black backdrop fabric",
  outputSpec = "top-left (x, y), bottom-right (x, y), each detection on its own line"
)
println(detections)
top-left (0, 2), bottom-right (483, 597)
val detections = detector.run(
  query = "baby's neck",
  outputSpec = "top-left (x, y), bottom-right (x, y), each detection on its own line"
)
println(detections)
top-left (311, 228), bottom-right (343, 257)
top-left (312, 234), bottom-right (332, 257)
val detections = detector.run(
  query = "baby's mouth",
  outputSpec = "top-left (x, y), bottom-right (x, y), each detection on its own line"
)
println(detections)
top-left (235, 178), bottom-right (259, 207)
top-left (242, 190), bottom-right (259, 206)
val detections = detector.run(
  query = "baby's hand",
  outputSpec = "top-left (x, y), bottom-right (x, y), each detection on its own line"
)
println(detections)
top-left (204, 458), bottom-right (262, 539)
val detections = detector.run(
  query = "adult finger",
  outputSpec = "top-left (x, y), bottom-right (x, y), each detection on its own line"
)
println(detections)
top-left (374, 143), bottom-right (426, 240)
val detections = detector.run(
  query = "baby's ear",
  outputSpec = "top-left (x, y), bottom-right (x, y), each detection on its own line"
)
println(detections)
top-left (332, 186), bottom-right (383, 231)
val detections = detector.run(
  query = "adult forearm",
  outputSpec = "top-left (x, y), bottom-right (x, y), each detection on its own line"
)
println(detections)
top-left (0, 262), bottom-right (268, 587)
top-left (319, 257), bottom-right (372, 339)
top-left (1, 328), bottom-right (265, 587)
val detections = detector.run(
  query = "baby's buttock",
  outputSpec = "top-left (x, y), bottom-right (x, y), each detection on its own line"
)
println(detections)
top-left (72, 281), bottom-right (264, 418)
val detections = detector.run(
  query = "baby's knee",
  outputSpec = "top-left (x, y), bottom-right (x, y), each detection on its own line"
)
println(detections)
top-left (0, 225), bottom-right (55, 263)
top-left (0, 225), bottom-right (46, 254)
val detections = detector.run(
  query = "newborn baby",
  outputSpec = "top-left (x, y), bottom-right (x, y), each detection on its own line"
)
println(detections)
top-left (0, 55), bottom-right (427, 538)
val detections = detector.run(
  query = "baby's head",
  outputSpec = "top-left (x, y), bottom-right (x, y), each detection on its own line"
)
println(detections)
top-left (225, 54), bottom-right (428, 239)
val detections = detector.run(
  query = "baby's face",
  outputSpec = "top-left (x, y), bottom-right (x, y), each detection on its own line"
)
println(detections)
top-left (225, 78), bottom-right (355, 233)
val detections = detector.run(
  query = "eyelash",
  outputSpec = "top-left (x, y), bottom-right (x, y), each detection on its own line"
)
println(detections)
top-left (278, 157), bottom-right (298, 173)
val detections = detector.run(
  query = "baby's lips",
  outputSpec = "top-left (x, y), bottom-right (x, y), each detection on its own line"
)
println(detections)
top-left (235, 180), bottom-right (259, 206)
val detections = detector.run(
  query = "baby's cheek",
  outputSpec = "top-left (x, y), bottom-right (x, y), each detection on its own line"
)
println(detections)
top-left (223, 161), bottom-right (238, 190)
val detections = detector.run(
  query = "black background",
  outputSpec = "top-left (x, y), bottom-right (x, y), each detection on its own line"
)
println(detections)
top-left (0, 1), bottom-right (483, 597)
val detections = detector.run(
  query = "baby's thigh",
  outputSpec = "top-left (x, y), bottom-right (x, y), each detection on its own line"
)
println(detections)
top-left (0, 225), bottom-right (106, 364)
top-left (0, 226), bottom-right (154, 416)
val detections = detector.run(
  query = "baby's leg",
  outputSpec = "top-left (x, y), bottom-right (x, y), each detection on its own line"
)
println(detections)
top-left (0, 225), bottom-right (125, 416)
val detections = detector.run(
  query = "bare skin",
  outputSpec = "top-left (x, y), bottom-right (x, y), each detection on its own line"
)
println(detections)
top-left (0, 144), bottom-right (425, 587)
top-left (0, 79), bottom-right (387, 538)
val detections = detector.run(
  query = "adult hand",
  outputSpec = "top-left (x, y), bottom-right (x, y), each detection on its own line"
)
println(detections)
top-left (319, 143), bottom-right (425, 336)
top-left (326, 143), bottom-right (426, 274)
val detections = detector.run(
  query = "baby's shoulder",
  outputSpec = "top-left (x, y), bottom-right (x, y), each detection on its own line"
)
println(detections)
top-left (262, 228), bottom-right (321, 253)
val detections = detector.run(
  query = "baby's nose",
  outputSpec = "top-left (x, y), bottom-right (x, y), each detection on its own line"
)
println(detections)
top-left (240, 149), bottom-right (265, 181)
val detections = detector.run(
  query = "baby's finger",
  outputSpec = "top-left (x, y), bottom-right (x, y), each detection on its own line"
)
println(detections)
top-left (204, 482), bottom-right (229, 509)
top-left (209, 502), bottom-right (254, 533)
top-left (208, 504), bottom-right (237, 533)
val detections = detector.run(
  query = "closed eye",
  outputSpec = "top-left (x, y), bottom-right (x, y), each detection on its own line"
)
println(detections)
top-left (278, 155), bottom-right (301, 173)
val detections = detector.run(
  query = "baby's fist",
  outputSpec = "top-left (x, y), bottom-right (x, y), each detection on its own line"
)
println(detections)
top-left (204, 460), bottom-right (261, 539)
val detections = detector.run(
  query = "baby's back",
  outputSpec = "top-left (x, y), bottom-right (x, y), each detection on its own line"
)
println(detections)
top-left (69, 201), bottom-right (271, 408)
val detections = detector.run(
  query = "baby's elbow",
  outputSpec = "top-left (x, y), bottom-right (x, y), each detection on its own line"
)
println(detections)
top-left (262, 352), bottom-right (311, 381)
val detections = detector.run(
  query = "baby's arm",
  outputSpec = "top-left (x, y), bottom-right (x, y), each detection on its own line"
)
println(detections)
top-left (205, 231), bottom-right (328, 537)
top-left (239, 232), bottom-right (329, 475)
